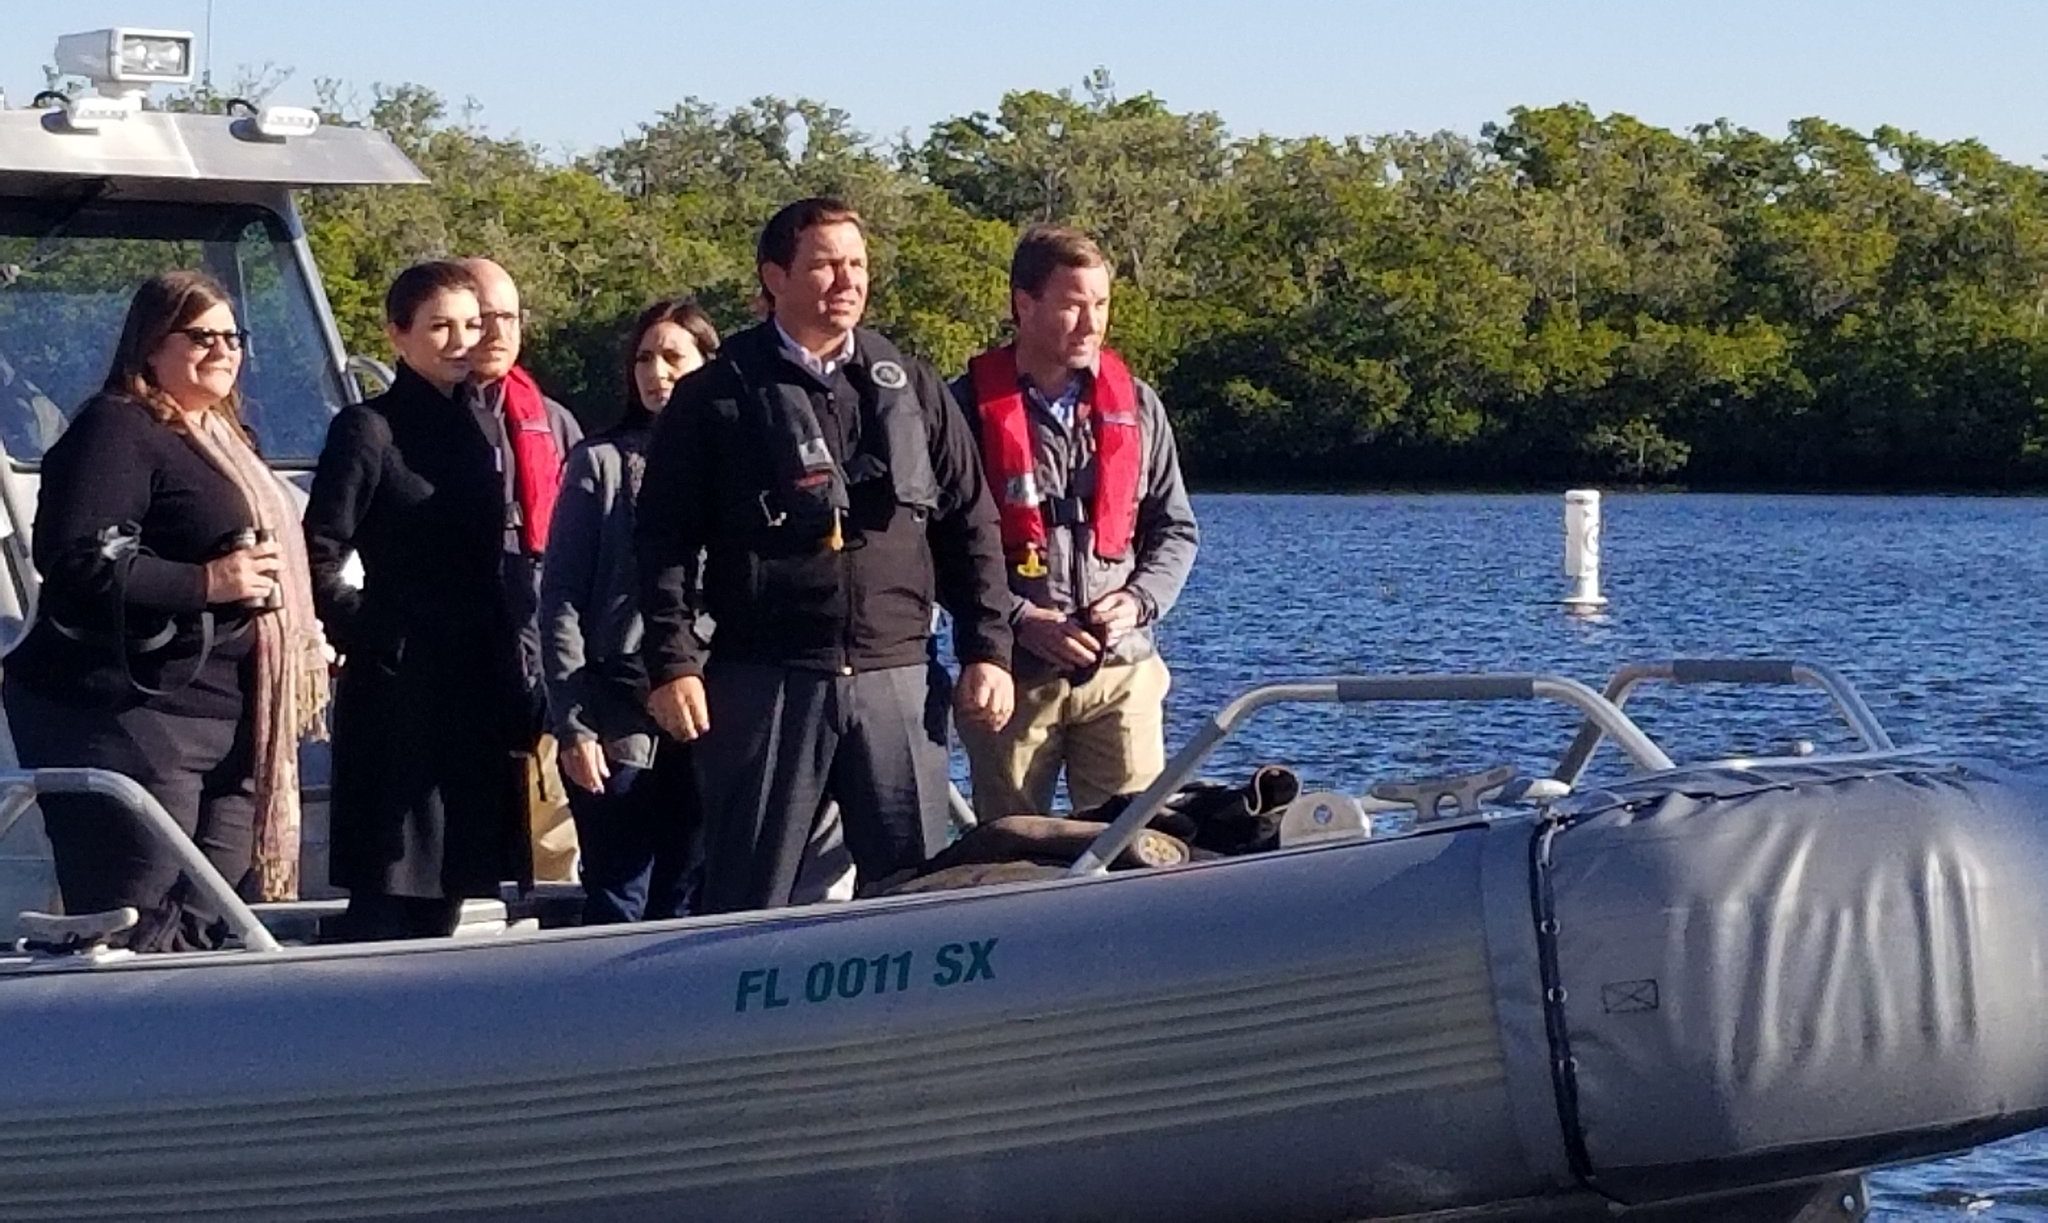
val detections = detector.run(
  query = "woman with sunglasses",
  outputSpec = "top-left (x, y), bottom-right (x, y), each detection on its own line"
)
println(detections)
top-left (2, 270), bottom-right (330, 951)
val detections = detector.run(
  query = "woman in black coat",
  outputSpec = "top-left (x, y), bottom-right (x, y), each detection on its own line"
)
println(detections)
top-left (3, 270), bottom-right (329, 951)
top-left (305, 261), bottom-right (531, 940)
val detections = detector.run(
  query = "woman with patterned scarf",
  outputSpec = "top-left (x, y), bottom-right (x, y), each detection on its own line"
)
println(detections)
top-left (2, 270), bottom-right (329, 952)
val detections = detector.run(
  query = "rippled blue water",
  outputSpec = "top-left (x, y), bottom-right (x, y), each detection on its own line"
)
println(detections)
top-left (1146, 492), bottom-right (2048, 1220)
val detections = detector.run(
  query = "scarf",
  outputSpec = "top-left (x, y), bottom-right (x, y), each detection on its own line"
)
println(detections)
top-left (187, 411), bottom-right (332, 901)
top-left (500, 366), bottom-right (563, 554)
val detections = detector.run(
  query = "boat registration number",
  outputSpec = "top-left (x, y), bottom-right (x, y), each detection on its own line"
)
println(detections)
top-left (733, 939), bottom-right (999, 1013)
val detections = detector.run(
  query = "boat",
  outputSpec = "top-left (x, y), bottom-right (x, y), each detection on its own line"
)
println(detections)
top-left (4, 658), bottom-right (2047, 1221)
top-left (6, 26), bottom-right (2048, 1223)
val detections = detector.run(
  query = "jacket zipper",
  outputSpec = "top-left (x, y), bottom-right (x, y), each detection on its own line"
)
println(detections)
top-left (1066, 416), bottom-right (1091, 631)
top-left (834, 384), bottom-right (857, 676)
top-left (840, 542), bottom-right (856, 675)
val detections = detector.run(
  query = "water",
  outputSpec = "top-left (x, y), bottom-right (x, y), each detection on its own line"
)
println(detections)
top-left (1145, 492), bottom-right (2048, 1219)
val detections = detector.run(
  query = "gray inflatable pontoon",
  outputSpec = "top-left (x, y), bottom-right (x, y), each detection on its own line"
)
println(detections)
top-left (2, 659), bottom-right (2046, 1222)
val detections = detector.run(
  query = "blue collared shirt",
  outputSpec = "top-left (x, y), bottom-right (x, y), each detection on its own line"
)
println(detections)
top-left (774, 321), bottom-right (856, 381)
top-left (1025, 373), bottom-right (1086, 431)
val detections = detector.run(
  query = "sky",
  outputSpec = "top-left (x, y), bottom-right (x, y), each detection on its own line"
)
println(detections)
top-left (4, 0), bottom-right (2045, 165)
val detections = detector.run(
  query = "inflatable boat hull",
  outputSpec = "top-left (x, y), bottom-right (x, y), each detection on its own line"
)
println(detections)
top-left (1, 755), bottom-right (2045, 1221)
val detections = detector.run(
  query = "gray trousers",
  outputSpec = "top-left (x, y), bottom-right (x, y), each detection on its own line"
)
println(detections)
top-left (694, 660), bottom-right (950, 913)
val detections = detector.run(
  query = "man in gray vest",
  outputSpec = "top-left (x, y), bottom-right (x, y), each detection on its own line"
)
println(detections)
top-left (952, 225), bottom-right (1199, 818)
top-left (636, 197), bottom-right (1015, 912)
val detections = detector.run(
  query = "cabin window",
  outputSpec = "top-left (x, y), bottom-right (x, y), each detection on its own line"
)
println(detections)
top-left (0, 199), bottom-right (344, 468)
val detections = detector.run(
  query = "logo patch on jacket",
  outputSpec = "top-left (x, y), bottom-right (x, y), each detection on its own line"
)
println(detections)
top-left (870, 360), bottom-right (909, 390)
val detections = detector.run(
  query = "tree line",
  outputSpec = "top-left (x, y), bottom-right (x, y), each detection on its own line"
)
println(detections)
top-left (278, 73), bottom-right (2048, 489)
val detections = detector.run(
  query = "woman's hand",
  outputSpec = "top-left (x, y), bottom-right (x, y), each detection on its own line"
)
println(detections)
top-left (561, 737), bottom-right (611, 794)
top-left (203, 540), bottom-right (281, 604)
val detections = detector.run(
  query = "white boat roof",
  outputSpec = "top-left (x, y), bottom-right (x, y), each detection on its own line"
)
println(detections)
top-left (0, 108), bottom-right (426, 191)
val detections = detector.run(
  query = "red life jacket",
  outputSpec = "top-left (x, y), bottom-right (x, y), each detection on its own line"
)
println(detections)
top-left (499, 365), bottom-right (563, 554)
top-left (967, 345), bottom-right (1143, 562)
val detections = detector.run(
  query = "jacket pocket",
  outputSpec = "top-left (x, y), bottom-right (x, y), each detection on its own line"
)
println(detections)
top-left (851, 504), bottom-right (934, 649)
top-left (911, 509), bottom-right (935, 605)
top-left (754, 551), bottom-right (845, 620)
top-left (360, 634), bottom-right (408, 678)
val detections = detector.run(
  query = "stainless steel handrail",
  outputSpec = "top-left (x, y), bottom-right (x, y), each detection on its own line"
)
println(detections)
top-left (1068, 673), bottom-right (1673, 877)
top-left (946, 783), bottom-right (979, 832)
top-left (343, 353), bottom-right (395, 401)
top-left (0, 433), bottom-right (40, 628)
top-left (1552, 658), bottom-right (1898, 788)
top-left (0, 784), bottom-right (37, 844)
top-left (0, 767), bottom-right (281, 953)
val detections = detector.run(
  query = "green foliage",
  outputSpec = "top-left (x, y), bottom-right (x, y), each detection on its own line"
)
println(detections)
top-left (285, 79), bottom-right (2048, 485)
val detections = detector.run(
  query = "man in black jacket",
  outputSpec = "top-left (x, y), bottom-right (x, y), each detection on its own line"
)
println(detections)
top-left (637, 197), bottom-right (1015, 912)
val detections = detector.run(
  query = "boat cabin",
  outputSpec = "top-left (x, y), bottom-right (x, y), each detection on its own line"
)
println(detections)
top-left (0, 25), bottom-right (425, 938)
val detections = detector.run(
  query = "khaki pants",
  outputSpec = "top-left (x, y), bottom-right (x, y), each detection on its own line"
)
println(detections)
top-left (526, 735), bottom-right (581, 885)
top-left (960, 655), bottom-right (1170, 818)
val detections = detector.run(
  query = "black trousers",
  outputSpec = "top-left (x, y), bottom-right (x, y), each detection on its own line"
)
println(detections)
top-left (563, 741), bottom-right (702, 924)
top-left (693, 660), bottom-right (950, 913)
top-left (3, 676), bottom-right (255, 953)
top-left (330, 892), bottom-right (464, 941)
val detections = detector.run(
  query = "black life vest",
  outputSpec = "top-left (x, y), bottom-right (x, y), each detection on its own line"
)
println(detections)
top-left (742, 327), bottom-right (936, 544)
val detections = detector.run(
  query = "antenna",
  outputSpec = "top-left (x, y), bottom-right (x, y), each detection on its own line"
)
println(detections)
top-left (204, 0), bottom-right (214, 88)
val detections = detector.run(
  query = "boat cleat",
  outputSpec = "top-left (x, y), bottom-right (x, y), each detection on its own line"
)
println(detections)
top-left (11, 906), bottom-right (138, 966)
top-left (1371, 762), bottom-right (1522, 823)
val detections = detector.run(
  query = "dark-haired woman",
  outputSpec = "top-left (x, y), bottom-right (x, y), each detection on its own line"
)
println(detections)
top-left (2, 271), bottom-right (329, 951)
top-left (540, 299), bottom-right (718, 923)
top-left (306, 260), bottom-right (533, 941)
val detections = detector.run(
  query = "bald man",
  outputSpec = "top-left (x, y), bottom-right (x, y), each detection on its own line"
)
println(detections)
top-left (460, 258), bottom-right (582, 751)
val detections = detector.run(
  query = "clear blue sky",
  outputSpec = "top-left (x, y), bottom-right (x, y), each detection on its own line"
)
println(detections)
top-left (7, 0), bottom-right (2045, 164)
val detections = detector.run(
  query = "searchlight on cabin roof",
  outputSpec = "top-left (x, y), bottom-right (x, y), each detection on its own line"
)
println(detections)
top-left (31, 27), bottom-right (319, 142)
top-left (53, 28), bottom-right (195, 94)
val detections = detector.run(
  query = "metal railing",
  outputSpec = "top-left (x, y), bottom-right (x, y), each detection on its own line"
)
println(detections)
top-left (1068, 673), bottom-right (1673, 877)
top-left (0, 432), bottom-right (40, 635)
top-left (945, 784), bottom-right (978, 833)
top-left (342, 353), bottom-right (395, 400)
top-left (0, 767), bottom-right (281, 953)
top-left (1552, 659), bottom-right (1898, 788)
top-left (0, 661), bottom-right (1893, 941)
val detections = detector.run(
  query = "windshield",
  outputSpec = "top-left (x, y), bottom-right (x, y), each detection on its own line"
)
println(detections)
top-left (0, 198), bottom-right (345, 467)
